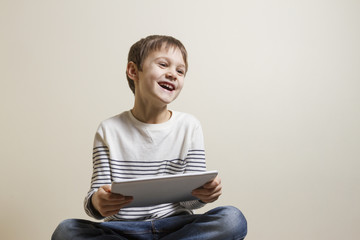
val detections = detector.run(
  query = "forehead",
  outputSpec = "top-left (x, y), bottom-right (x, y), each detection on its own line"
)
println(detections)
top-left (146, 45), bottom-right (186, 65)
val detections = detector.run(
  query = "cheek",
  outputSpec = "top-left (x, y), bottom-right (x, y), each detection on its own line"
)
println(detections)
top-left (147, 69), bottom-right (164, 81)
top-left (140, 71), bottom-right (159, 87)
top-left (178, 79), bottom-right (185, 90)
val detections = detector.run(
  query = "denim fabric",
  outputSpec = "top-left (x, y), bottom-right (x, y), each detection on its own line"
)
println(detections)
top-left (52, 206), bottom-right (247, 240)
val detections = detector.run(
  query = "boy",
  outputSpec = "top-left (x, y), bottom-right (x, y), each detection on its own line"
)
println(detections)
top-left (52, 35), bottom-right (247, 239)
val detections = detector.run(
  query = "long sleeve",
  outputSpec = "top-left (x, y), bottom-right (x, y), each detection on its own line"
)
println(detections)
top-left (83, 126), bottom-right (111, 219)
top-left (180, 123), bottom-right (208, 210)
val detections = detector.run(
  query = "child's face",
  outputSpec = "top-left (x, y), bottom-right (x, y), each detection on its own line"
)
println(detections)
top-left (135, 45), bottom-right (186, 106)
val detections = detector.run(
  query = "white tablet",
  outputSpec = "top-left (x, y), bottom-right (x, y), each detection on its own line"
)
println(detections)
top-left (111, 170), bottom-right (218, 208)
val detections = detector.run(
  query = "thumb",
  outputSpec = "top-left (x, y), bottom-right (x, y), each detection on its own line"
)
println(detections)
top-left (101, 184), bottom-right (112, 193)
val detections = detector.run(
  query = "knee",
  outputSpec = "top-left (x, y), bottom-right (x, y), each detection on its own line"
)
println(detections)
top-left (214, 206), bottom-right (248, 239)
top-left (52, 219), bottom-right (78, 240)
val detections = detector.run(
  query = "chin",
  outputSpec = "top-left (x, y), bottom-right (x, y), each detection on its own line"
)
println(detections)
top-left (158, 92), bottom-right (180, 104)
top-left (160, 98), bottom-right (175, 105)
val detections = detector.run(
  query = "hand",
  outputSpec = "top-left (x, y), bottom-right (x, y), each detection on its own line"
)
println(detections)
top-left (191, 176), bottom-right (222, 203)
top-left (92, 185), bottom-right (133, 217)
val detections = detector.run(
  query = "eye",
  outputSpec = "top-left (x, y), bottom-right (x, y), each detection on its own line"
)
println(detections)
top-left (177, 69), bottom-right (185, 75)
top-left (158, 62), bottom-right (167, 68)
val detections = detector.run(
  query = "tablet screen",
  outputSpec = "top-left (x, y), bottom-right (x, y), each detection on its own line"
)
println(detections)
top-left (111, 170), bottom-right (218, 207)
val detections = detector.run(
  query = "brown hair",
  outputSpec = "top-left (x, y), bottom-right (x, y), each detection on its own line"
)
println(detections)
top-left (126, 35), bottom-right (188, 94)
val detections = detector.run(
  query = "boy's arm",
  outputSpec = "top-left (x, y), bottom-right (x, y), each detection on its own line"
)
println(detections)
top-left (83, 126), bottom-right (113, 219)
top-left (84, 190), bottom-right (104, 220)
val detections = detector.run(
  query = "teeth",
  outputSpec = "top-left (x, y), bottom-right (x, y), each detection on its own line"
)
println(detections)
top-left (159, 83), bottom-right (174, 90)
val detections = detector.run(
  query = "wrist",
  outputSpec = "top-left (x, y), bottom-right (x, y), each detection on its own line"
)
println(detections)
top-left (89, 192), bottom-right (103, 218)
top-left (91, 191), bottom-right (101, 212)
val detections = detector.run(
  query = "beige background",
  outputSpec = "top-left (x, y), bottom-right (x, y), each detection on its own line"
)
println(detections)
top-left (1, 0), bottom-right (359, 239)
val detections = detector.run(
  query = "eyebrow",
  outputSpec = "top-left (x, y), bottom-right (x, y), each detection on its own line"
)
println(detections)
top-left (155, 57), bottom-right (186, 69)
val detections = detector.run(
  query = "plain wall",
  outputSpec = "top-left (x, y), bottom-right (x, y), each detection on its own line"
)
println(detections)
top-left (1, 0), bottom-right (359, 239)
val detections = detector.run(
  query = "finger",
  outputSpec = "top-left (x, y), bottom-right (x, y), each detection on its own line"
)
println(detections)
top-left (192, 185), bottom-right (222, 201)
top-left (192, 189), bottom-right (222, 200)
top-left (102, 201), bottom-right (131, 211)
top-left (99, 199), bottom-right (134, 217)
top-left (99, 185), bottom-right (124, 198)
top-left (98, 188), bottom-right (130, 202)
top-left (103, 195), bottom-right (133, 204)
top-left (204, 193), bottom-right (221, 203)
top-left (192, 184), bottom-right (222, 196)
top-left (101, 185), bottom-right (112, 193)
top-left (107, 193), bottom-right (131, 201)
top-left (203, 176), bottom-right (221, 189)
top-left (194, 190), bottom-right (222, 203)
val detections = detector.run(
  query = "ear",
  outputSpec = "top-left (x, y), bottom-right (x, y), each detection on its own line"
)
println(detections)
top-left (127, 61), bottom-right (139, 81)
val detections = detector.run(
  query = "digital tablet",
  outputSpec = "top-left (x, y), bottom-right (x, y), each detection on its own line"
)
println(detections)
top-left (111, 170), bottom-right (218, 208)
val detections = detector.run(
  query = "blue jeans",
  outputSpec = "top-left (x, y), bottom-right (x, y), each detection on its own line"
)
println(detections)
top-left (52, 206), bottom-right (247, 240)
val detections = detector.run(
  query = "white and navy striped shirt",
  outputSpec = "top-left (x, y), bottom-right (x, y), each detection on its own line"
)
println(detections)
top-left (84, 110), bottom-right (207, 221)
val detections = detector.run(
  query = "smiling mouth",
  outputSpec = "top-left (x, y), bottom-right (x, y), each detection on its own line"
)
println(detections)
top-left (158, 82), bottom-right (175, 91)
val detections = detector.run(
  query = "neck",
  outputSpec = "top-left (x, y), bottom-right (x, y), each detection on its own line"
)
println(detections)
top-left (131, 103), bottom-right (171, 124)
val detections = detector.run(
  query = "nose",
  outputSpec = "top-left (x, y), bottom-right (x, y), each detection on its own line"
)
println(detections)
top-left (165, 69), bottom-right (177, 81)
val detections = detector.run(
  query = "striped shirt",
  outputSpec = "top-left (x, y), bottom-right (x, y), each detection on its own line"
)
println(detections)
top-left (84, 110), bottom-right (207, 221)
